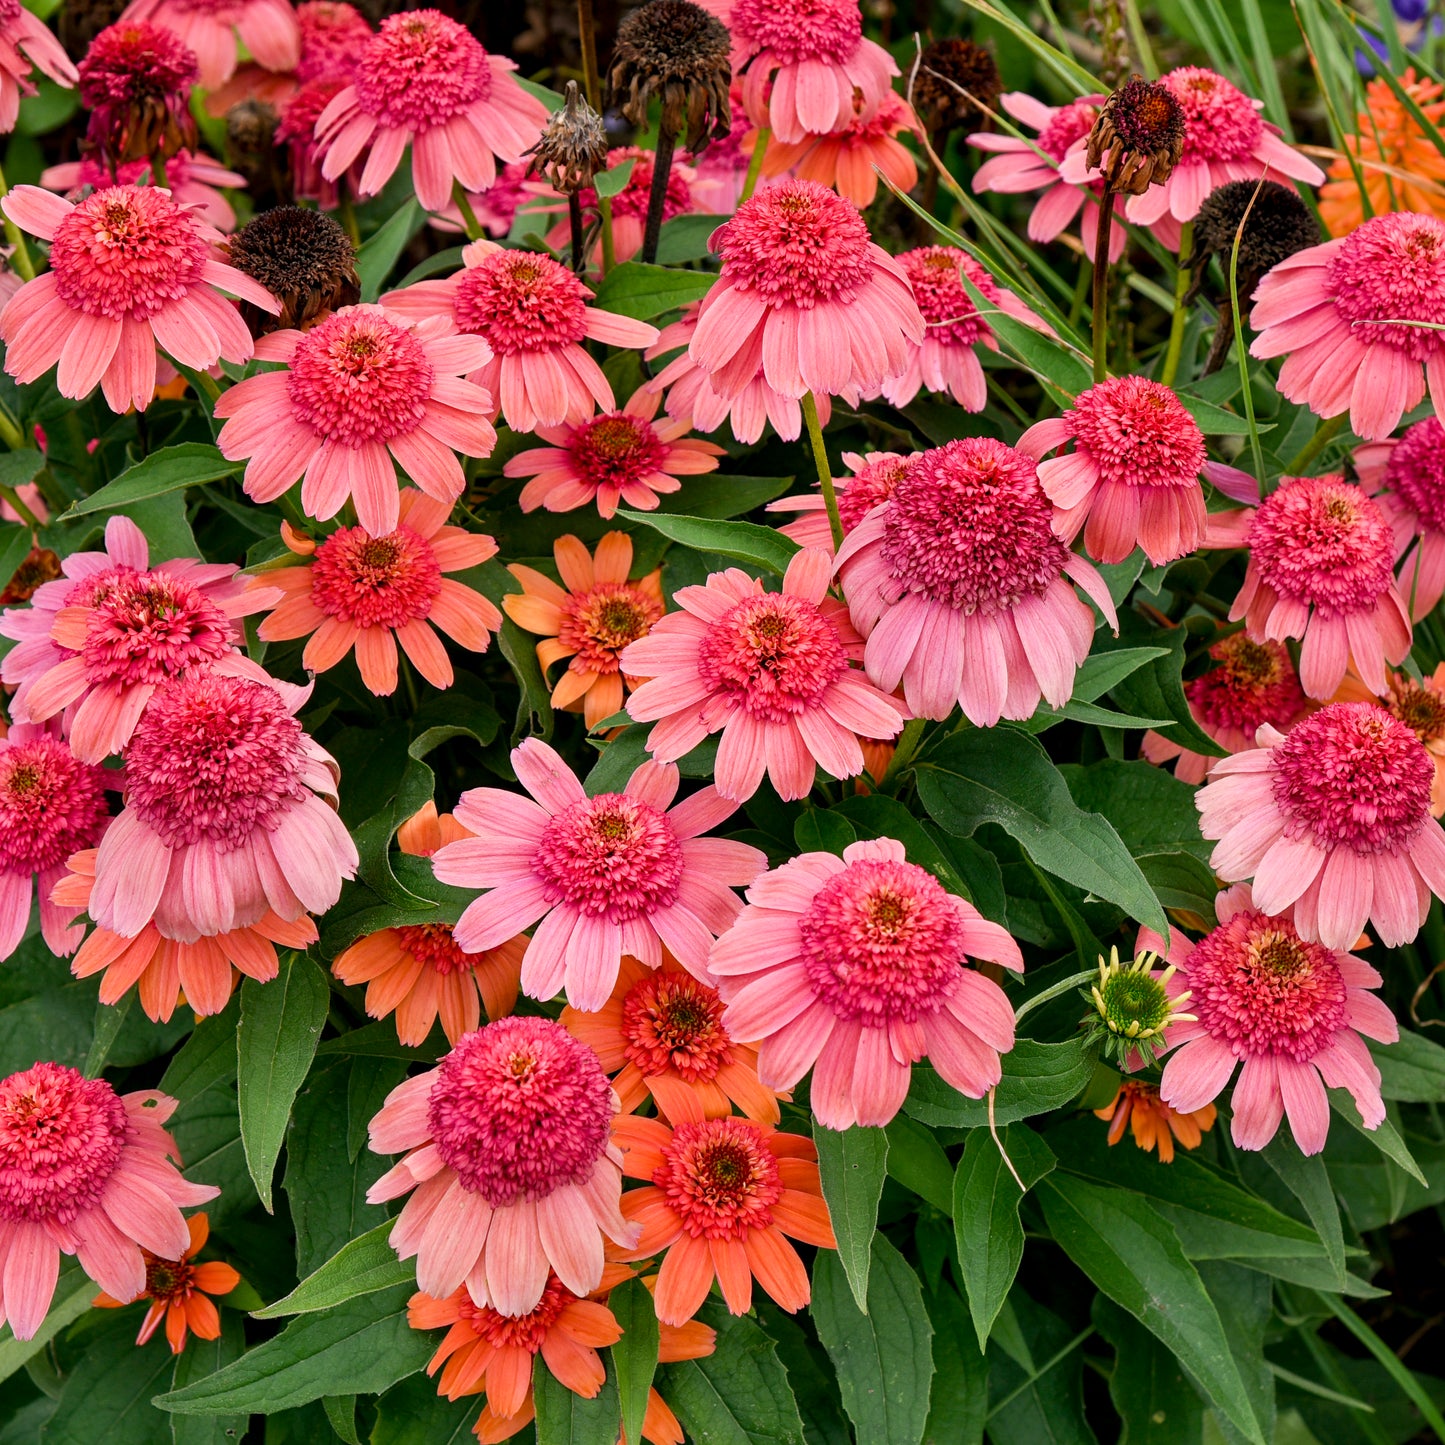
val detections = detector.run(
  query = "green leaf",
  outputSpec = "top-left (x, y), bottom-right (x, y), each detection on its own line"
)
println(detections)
top-left (590, 262), bottom-right (715, 319)
top-left (953, 1125), bottom-right (1057, 1350)
top-left (794, 810), bottom-right (857, 856)
top-left (654, 213), bottom-right (724, 264)
top-left (534, 1354), bottom-right (621, 1444)
top-left (593, 158), bottom-right (636, 198)
top-left (156, 1285), bottom-right (432, 1414)
top-left (1261, 1135), bottom-right (1347, 1287)
top-left (921, 1286), bottom-right (988, 1445)
top-left (357, 199), bottom-right (425, 301)
top-left (657, 473), bottom-right (794, 519)
top-left (371, 1374), bottom-right (480, 1444)
top-left (237, 952), bottom-right (329, 1211)
top-left (1176, 390), bottom-right (1266, 436)
top-left (813, 1124), bottom-right (889, 1312)
top-left (61, 444), bottom-right (240, 518)
top-left (1022, 699), bottom-right (1176, 732)
top-left (1136, 851), bottom-right (1220, 921)
top-left (812, 1237), bottom-right (934, 1445)
top-left (252, 1222), bottom-right (413, 1318)
top-left (618, 508), bottom-right (799, 575)
top-left (323, 1395), bottom-right (361, 1445)
top-left (169, 1313), bottom-right (248, 1445)
top-left (159, 998), bottom-right (240, 1103)
top-left (609, 1278), bottom-right (658, 1445)
top-left (1092, 1297), bottom-right (1204, 1445)
top-left (883, 1115), bottom-right (954, 1214)
top-left (44, 1314), bottom-right (177, 1445)
top-left (916, 729), bottom-right (1168, 939)
top-left (1036, 1176), bottom-right (1265, 1445)
top-left (1371, 1028), bottom-right (1445, 1102)
top-left (753, 1302), bottom-right (849, 1445)
top-left (833, 794), bottom-right (984, 909)
top-left (0, 447), bottom-right (44, 491)
top-left (1102, 625), bottom-right (1227, 759)
top-left (0, 523), bottom-right (34, 595)
top-left (1060, 758), bottom-right (1211, 862)
top-left (1067, 646), bottom-right (1173, 703)
top-left (1328, 1093), bottom-right (1427, 1186)
top-left (905, 1038), bottom-right (1095, 1129)
top-left (0, 1261), bottom-right (94, 1385)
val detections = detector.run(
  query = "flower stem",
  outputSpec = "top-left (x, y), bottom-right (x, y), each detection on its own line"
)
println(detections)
top-left (0, 162), bottom-right (35, 283)
top-left (337, 191), bottom-right (360, 249)
top-left (0, 484), bottom-right (40, 532)
top-left (451, 180), bottom-right (483, 242)
top-left (151, 153), bottom-right (169, 191)
top-left (640, 127), bottom-right (676, 265)
top-left (1091, 187), bottom-right (1118, 384)
top-left (0, 403), bottom-right (23, 451)
top-left (598, 195), bottom-right (616, 275)
top-left (1013, 968), bottom-right (1097, 1024)
top-left (1282, 413), bottom-right (1347, 477)
top-left (800, 390), bottom-right (843, 551)
top-left (577, 0), bottom-right (601, 108)
top-left (568, 191), bottom-right (586, 274)
top-left (877, 715), bottom-right (927, 793)
top-left (740, 128), bottom-right (770, 205)
top-left (1159, 220), bottom-right (1193, 388)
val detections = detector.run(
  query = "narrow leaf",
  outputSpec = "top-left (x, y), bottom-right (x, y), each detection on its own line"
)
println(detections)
top-left (618, 508), bottom-right (800, 574)
top-left (813, 1124), bottom-right (889, 1312)
top-left (62, 444), bottom-right (240, 517)
top-left (252, 1222), bottom-right (412, 1318)
top-left (609, 1279), bottom-right (659, 1445)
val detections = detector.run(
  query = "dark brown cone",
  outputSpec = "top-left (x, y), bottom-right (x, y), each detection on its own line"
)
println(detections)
top-left (912, 38), bottom-right (1001, 135)
top-left (606, 0), bottom-right (731, 152)
top-left (227, 207), bottom-right (360, 338)
top-left (1085, 76), bottom-right (1186, 196)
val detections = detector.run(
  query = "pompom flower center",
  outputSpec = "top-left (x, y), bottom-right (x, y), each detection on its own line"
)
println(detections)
top-left (1185, 911), bottom-right (1348, 1060)
top-left (838, 454), bottom-right (912, 531)
top-left (727, 0), bottom-right (861, 64)
top-left (621, 971), bottom-right (734, 1082)
top-left (568, 414), bottom-right (666, 492)
top-left (1069, 376), bottom-right (1206, 489)
top-left (287, 308), bottom-right (434, 447)
top-left (308, 525), bottom-right (442, 629)
top-left (1247, 475), bottom-right (1396, 615)
top-left (49, 186), bottom-right (210, 321)
top-left (456, 1274), bottom-right (574, 1352)
top-left (696, 594), bottom-right (848, 722)
top-left (0, 739), bottom-right (110, 874)
top-left (0, 1063), bottom-right (128, 1224)
top-left (1163, 66), bottom-right (1264, 162)
top-left (560, 585), bottom-right (661, 674)
top-left (123, 673), bottom-right (310, 850)
top-left (1186, 634), bottom-right (1302, 738)
top-left (901, 248), bottom-right (997, 348)
top-left (715, 180), bottom-right (875, 309)
top-left (353, 10), bottom-right (491, 131)
top-left (452, 251), bottom-right (589, 352)
top-left (798, 857), bottom-right (964, 1024)
top-left (79, 570), bottom-right (234, 687)
top-left (534, 793), bottom-right (684, 919)
top-left (653, 1117), bottom-right (783, 1240)
top-left (880, 438), bottom-right (1069, 614)
top-left (78, 22), bottom-right (199, 106)
top-left (1383, 416), bottom-right (1445, 533)
top-left (393, 923), bottom-right (474, 976)
top-left (1271, 702), bottom-right (1434, 853)
top-left (1326, 213), bottom-right (1445, 358)
top-left (1037, 99), bottom-right (1098, 161)
top-left (425, 1016), bottom-right (614, 1206)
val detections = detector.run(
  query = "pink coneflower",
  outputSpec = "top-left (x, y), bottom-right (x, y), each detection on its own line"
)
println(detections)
top-left (1250, 212), bottom-right (1445, 441)
top-left (0, 515), bottom-right (278, 763)
top-left (88, 670), bottom-right (357, 947)
top-left (0, 725), bottom-right (110, 962)
top-left (688, 179), bottom-right (924, 403)
top-left (1138, 885), bottom-right (1396, 1155)
top-left (118, 0), bottom-right (297, 89)
top-left (214, 304), bottom-right (496, 537)
top-left (470, 160), bottom-right (531, 237)
top-left (709, 837), bottom-right (1022, 1129)
top-left (1059, 67), bottom-right (1323, 248)
top-left (768, 451), bottom-right (914, 553)
top-left (645, 303), bottom-right (835, 446)
top-left (0, 0), bottom-right (77, 136)
top-left (1197, 701), bottom-right (1445, 950)
top-left (296, 0), bottom-right (370, 81)
top-left (620, 549), bottom-right (905, 802)
top-left (77, 20), bottom-right (198, 171)
top-left (0, 183), bottom-right (278, 413)
top-left (968, 93), bottom-right (1125, 264)
top-left (254, 489), bottom-right (501, 696)
top-left (835, 437), bottom-right (1117, 724)
top-left (315, 10), bottom-right (547, 213)
top-left (1220, 473), bottom-right (1409, 698)
top-left (703, 0), bottom-right (897, 144)
top-left (1018, 376), bottom-right (1247, 565)
top-left (503, 387), bottom-right (724, 520)
top-left (1355, 416), bottom-right (1445, 619)
top-left (432, 737), bottom-right (765, 1010)
top-left (879, 246), bottom-right (1043, 412)
top-left (367, 1016), bottom-right (639, 1316)
top-left (757, 90), bottom-right (919, 208)
top-left (1142, 633), bottom-right (1307, 784)
top-left (0, 1062), bottom-right (217, 1340)
top-left (41, 151), bottom-right (248, 232)
top-left (277, 77), bottom-right (349, 205)
top-left (382, 241), bottom-right (659, 434)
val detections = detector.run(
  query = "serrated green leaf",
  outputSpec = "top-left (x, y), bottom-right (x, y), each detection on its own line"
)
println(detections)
top-left (252, 1222), bottom-right (412, 1318)
top-left (61, 444), bottom-right (240, 517)
top-left (609, 1279), bottom-right (658, 1445)
top-left (590, 262), bottom-right (714, 319)
top-left (618, 508), bottom-right (799, 574)
top-left (813, 1124), bottom-right (888, 1312)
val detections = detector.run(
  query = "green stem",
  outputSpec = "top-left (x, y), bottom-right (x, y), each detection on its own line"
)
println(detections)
top-left (1227, 199), bottom-right (1266, 487)
top-left (0, 403), bottom-right (23, 451)
top-left (1317, 1294), bottom-right (1445, 1443)
top-left (451, 181), bottom-right (483, 242)
top-left (598, 195), bottom-right (616, 275)
top-left (1091, 188), bottom-right (1117, 384)
top-left (151, 154), bottom-right (169, 191)
top-left (1013, 968), bottom-right (1098, 1024)
top-left (192, 368), bottom-right (222, 405)
top-left (877, 715), bottom-right (927, 793)
top-left (1283, 413), bottom-right (1347, 477)
top-left (1160, 221), bottom-right (1193, 388)
top-left (0, 484), bottom-right (41, 531)
top-left (0, 161), bottom-right (35, 283)
top-left (337, 191), bottom-right (360, 249)
top-left (740, 129), bottom-right (770, 205)
top-left (800, 390), bottom-right (842, 551)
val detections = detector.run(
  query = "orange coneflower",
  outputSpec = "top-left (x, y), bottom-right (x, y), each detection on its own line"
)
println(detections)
top-left (1319, 69), bottom-right (1445, 237)
top-left (1094, 1080), bottom-right (1215, 1163)
top-left (93, 1213), bottom-right (240, 1353)
top-left (502, 532), bottom-right (664, 729)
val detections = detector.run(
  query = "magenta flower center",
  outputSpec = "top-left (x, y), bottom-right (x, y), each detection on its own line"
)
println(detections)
top-left (452, 251), bottom-right (589, 352)
top-left (880, 437), bottom-right (1069, 614)
top-left (901, 247), bottom-right (997, 348)
top-left (1271, 702), bottom-right (1433, 854)
top-left (534, 792), bottom-right (683, 919)
top-left (1185, 911), bottom-right (1348, 1061)
top-left (1326, 212), bottom-right (1445, 359)
top-left (78, 569), bottom-right (235, 687)
top-left (296, 0), bottom-right (373, 84)
top-left (1383, 416), bottom-right (1445, 534)
top-left (654, 1117), bottom-right (783, 1240)
top-left (1186, 634), bottom-right (1302, 739)
top-left (696, 593), bottom-right (848, 722)
top-left (457, 1273), bottom-right (574, 1351)
top-left (798, 857), bottom-right (964, 1024)
top-left (567, 414), bottom-right (666, 493)
top-left (621, 971), bottom-right (734, 1082)
top-left (124, 673), bottom-right (309, 850)
top-left (78, 22), bottom-right (199, 107)
top-left (425, 1016), bottom-right (614, 1206)
top-left (1163, 66), bottom-right (1263, 163)
top-left (0, 739), bottom-right (110, 875)
top-left (1069, 376), bottom-right (1206, 489)
top-left (727, 0), bottom-right (861, 64)
top-left (287, 308), bottom-right (434, 447)
top-left (1037, 100), bottom-right (1098, 161)
top-left (1247, 474), bottom-right (1395, 616)
top-left (559, 583), bottom-right (660, 675)
top-left (353, 10), bottom-right (490, 131)
top-left (309, 525), bottom-right (442, 629)
top-left (717, 180), bottom-right (874, 309)
top-left (838, 454), bottom-right (912, 531)
top-left (0, 1063), bottom-right (128, 1224)
top-left (393, 923), bottom-right (474, 976)
top-left (49, 186), bottom-right (210, 322)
